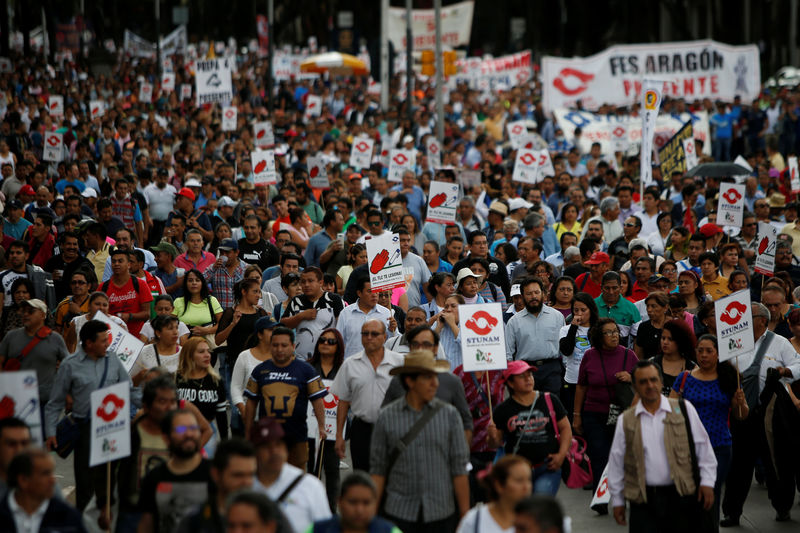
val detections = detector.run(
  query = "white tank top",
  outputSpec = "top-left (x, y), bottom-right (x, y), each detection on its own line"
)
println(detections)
top-left (0, 152), bottom-right (15, 169)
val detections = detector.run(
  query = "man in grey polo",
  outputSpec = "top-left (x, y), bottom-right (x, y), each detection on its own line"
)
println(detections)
top-left (505, 276), bottom-right (566, 396)
top-left (262, 253), bottom-right (302, 303)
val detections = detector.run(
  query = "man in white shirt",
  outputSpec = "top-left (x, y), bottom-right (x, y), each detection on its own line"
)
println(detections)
top-left (397, 227), bottom-right (431, 308)
top-left (337, 278), bottom-right (397, 358)
top-left (250, 418), bottom-right (331, 533)
top-left (143, 168), bottom-right (177, 243)
top-left (608, 360), bottom-right (716, 531)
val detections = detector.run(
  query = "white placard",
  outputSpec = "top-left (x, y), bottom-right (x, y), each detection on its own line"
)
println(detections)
top-left (507, 120), bottom-right (528, 149)
top-left (366, 232), bottom-right (404, 292)
top-left (89, 382), bottom-right (131, 466)
top-left (93, 311), bottom-right (144, 373)
top-left (43, 132), bottom-right (63, 162)
top-left (253, 121), bottom-right (275, 147)
top-left (715, 291), bottom-right (755, 363)
top-left (789, 156), bottom-right (800, 193)
top-left (590, 464), bottom-right (611, 509)
top-left (717, 183), bottom-right (746, 227)
top-left (195, 58), bottom-right (233, 105)
top-left (380, 141), bottom-right (392, 166)
top-left (350, 137), bottom-right (374, 170)
top-left (512, 148), bottom-right (542, 184)
top-left (682, 137), bottom-right (699, 170)
top-left (459, 303), bottom-right (508, 372)
top-left (426, 137), bottom-right (442, 170)
top-left (307, 379), bottom-right (342, 441)
top-left (426, 181), bottom-right (459, 224)
top-left (0, 371), bottom-right (43, 444)
top-left (221, 106), bottom-right (237, 131)
top-left (180, 84), bottom-right (193, 100)
top-left (305, 94), bottom-right (323, 118)
top-left (457, 168), bottom-right (482, 189)
top-left (307, 156), bottom-right (330, 189)
top-left (252, 150), bottom-right (277, 186)
top-left (754, 222), bottom-right (777, 276)
top-left (388, 149), bottom-right (416, 182)
top-left (610, 123), bottom-right (629, 152)
top-left (49, 95), bottom-right (64, 116)
top-left (139, 82), bottom-right (153, 103)
top-left (161, 72), bottom-right (175, 92)
top-left (90, 100), bottom-right (105, 119)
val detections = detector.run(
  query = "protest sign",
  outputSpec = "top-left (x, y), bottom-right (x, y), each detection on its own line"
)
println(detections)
top-left (507, 120), bottom-right (529, 149)
top-left (609, 123), bottom-right (629, 152)
top-left (541, 40), bottom-right (760, 111)
top-left (683, 137), bottom-right (699, 171)
top-left (457, 169), bottom-right (482, 189)
top-left (426, 137), bottom-right (442, 170)
top-left (180, 84), bottom-right (192, 100)
top-left (426, 181), bottom-right (459, 224)
top-left (253, 121), bottom-right (275, 147)
top-left (307, 379), bottom-right (341, 441)
top-left (715, 291), bottom-right (755, 363)
top-left (453, 51), bottom-right (533, 90)
top-left (0, 371), bottom-right (43, 443)
top-left (366, 232), bottom-right (404, 291)
top-left (43, 132), bottom-right (63, 162)
top-left (387, 0), bottom-right (474, 50)
top-left (222, 106), bottom-right (237, 131)
top-left (789, 156), bottom-right (800, 193)
top-left (93, 311), bottom-right (144, 373)
top-left (388, 149), bottom-right (416, 182)
top-left (350, 137), bottom-right (374, 170)
top-left (590, 465), bottom-right (611, 509)
top-left (139, 82), bottom-right (153, 103)
top-left (161, 73), bottom-right (175, 92)
top-left (512, 149), bottom-right (540, 184)
top-left (252, 150), bottom-right (278, 186)
top-left (459, 303), bottom-right (508, 372)
top-left (754, 222), bottom-right (777, 276)
top-left (640, 79), bottom-right (662, 186)
top-left (305, 94), bottom-right (322, 118)
top-left (195, 58), bottom-right (233, 105)
top-left (658, 121), bottom-right (693, 179)
top-left (717, 183), bottom-right (746, 227)
top-left (89, 382), bottom-right (131, 466)
top-left (49, 95), bottom-right (63, 116)
top-left (307, 156), bottom-right (330, 189)
top-left (90, 100), bottom-right (105, 119)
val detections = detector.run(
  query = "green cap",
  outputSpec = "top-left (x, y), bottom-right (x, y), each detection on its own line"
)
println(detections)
top-left (150, 241), bottom-right (179, 259)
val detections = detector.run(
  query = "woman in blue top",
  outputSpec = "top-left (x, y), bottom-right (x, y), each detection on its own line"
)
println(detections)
top-left (670, 334), bottom-right (748, 528)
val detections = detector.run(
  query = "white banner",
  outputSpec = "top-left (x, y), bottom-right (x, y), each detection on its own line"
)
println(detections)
top-left (350, 138), bottom-right (374, 170)
top-left (93, 311), bottom-right (143, 373)
top-left (123, 29), bottom-right (156, 59)
top-left (90, 100), bottom-right (104, 119)
top-left (554, 109), bottom-right (711, 157)
top-left (139, 82), bottom-right (153, 103)
top-left (426, 181), bottom-right (459, 225)
top-left (640, 80), bottom-right (662, 186)
top-left (452, 50), bottom-right (533, 90)
top-left (161, 73), bottom-right (175, 93)
top-left (160, 25), bottom-right (187, 57)
top-left (90, 382), bottom-right (131, 467)
top-left (366, 232), bottom-right (404, 292)
top-left (307, 156), bottom-right (330, 189)
top-left (222, 106), bottom-right (237, 132)
top-left (426, 137), bottom-right (442, 170)
top-left (715, 291), bottom-right (754, 363)
top-left (388, 0), bottom-right (474, 51)
top-left (388, 149), bottom-right (416, 182)
top-left (252, 150), bottom-right (277, 186)
top-left (717, 183), bottom-right (746, 227)
top-left (507, 120), bottom-right (528, 149)
top-left (754, 222), bottom-right (777, 276)
top-left (253, 121), bottom-right (274, 147)
top-left (541, 40), bottom-right (761, 111)
top-left (0, 371), bottom-right (43, 444)
top-left (48, 95), bottom-right (63, 117)
top-left (195, 58), bottom-right (233, 106)
top-left (43, 132), bottom-right (63, 162)
top-left (682, 137), bottom-right (699, 170)
top-left (459, 303), bottom-right (508, 372)
top-left (789, 156), bottom-right (800, 193)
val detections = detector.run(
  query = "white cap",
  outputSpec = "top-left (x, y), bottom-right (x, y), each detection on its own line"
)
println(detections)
top-left (218, 196), bottom-right (236, 208)
top-left (81, 188), bottom-right (98, 198)
top-left (184, 177), bottom-right (202, 188)
top-left (510, 284), bottom-right (521, 297)
top-left (402, 134), bottom-right (414, 145)
top-left (508, 198), bottom-right (533, 211)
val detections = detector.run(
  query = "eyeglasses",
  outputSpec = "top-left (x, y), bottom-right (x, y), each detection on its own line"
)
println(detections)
top-left (745, 223), bottom-right (758, 227)
top-left (319, 338), bottom-right (338, 345)
top-left (71, 280), bottom-right (87, 285)
top-left (661, 268), bottom-right (677, 274)
top-left (361, 331), bottom-right (383, 337)
top-left (602, 330), bottom-right (620, 337)
top-left (174, 424), bottom-right (200, 434)
top-left (410, 341), bottom-right (435, 350)
top-left (368, 220), bottom-right (382, 227)
top-left (623, 223), bottom-right (639, 228)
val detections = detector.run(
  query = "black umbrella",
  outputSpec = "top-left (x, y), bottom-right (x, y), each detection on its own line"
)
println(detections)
top-left (684, 162), bottom-right (751, 178)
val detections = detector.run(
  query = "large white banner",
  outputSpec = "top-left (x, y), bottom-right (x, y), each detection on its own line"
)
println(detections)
top-left (388, 0), bottom-right (474, 51)
top-left (554, 109), bottom-right (711, 157)
top-left (160, 25), bottom-right (188, 57)
top-left (640, 79), bottom-right (662, 186)
top-left (0, 371), bottom-right (42, 443)
top-left (452, 51), bottom-right (533, 90)
top-left (715, 291), bottom-right (755, 364)
top-left (195, 58), bottom-right (233, 106)
top-left (541, 40), bottom-right (760, 111)
top-left (459, 303), bottom-right (508, 372)
top-left (90, 382), bottom-right (131, 466)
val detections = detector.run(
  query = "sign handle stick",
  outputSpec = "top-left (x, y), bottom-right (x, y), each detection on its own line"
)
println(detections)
top-left (484, 371), bottom-right (494, 423)
top-left (317, 438), bottom-right (325, 480)
top-left (105, 462), bottom-right (111, 533)
top-left (735, 357), bottom-right (743, 419)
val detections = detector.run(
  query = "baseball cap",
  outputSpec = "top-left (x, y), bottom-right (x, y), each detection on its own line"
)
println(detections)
top-left (218, 238), bottom-right (238, 251)
top-left (249, 418), bottom-right (285, 446)
top-left (6, 199), bottom-right (22, 210)
top-left (176, 187), bottom-right (196, 202)
top-left (508, 198), bottom-right (533, 211)
top-left (150, 241), bottom-right (179, 259)
top-left (648, 274), bottom-right (668, 285)
top-left (585, 251), bottom-right (611, 265)
top-left (698, 223), bottom-right (722, 238)
top-left (20, 299), bottom-right (47, 314)
top-left (402, 134), bottom-right (414, 145)
top-left (184, 177), bottom-right (202, 188)
top-left (18, 184), bottom-right (35, 196)
top-left (510, 284), bottom-right (521, 297)
top-left (81, 188), bottom-right (98, 199)
top-left (349, 173), bottom-right (362, 181)
top-left (218, 196), bottom-right (236, 208)
top-left (254, 316), bottom-right (279, 333)
top-left (502, 360), bottom-right (537, 381)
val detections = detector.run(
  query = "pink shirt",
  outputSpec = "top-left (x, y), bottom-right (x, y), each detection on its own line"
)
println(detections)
top-left (174, 250), bottom-right (216, 272)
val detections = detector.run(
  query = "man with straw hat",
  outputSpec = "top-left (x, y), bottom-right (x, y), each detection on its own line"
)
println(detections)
top-left (370, 350), bottom-right (470, 533)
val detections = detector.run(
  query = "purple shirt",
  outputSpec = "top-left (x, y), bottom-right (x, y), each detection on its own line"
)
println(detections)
top-left (577, 346), bottom-right (639, 413)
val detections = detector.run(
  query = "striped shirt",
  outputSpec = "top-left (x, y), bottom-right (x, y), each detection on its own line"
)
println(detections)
top-left (370, 397), bottom-right (469, 522)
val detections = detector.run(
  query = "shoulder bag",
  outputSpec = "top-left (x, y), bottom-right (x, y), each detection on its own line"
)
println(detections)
top-left (544, 392), bottom-right (593, 489)
top-left (599, 348), bottom-right (635, 426)
top-left (2, 326), bottom-right (52, 371)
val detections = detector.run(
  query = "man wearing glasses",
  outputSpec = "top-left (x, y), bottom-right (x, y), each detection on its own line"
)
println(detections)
top-left (357, 209), bottom-right (387, 244)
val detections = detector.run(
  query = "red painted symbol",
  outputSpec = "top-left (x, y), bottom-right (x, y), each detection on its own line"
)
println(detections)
top-left (552, 67), bottom-right (594, 96)
top-left (356, 141), bottom-right (370, 152)
top-left (47, 135), bottom-right (59, 147)
top-left (225, 109), bottom-right (235, 118)
top-left (429, 193), bottom-right (447, 208)
top-left (96, 393), bottom-right (125, 422)
top-left (524, 141), bottom-right (534, 149)
top-left (758, 236), bottom-right (770, 255)
top-left (307, 101), bottom-right (316, 108)
top-left (511, 124), bottom-right (524, 135)
top-left (370, 249), bottom-right (390, 274)
top-left (310, 166), bottom-right (319, 177)
top-left (596, 478), bottom-right (608, 498)
top-left (92, 106), bottom-right (100, 115)
top-left (50, 100), bottom-right (59, 109)
top-left (393, 153), bottom-right (408, 165)
top-left (719, 301), bottom-right (748, 325)
top-left (465, 310), bottom-right (498, 335)
top-left (0, 396), bottom-right (15, 418)
top-left (539, 154), bottom-right (548, 166)
top-left (254, 160), bottom-right (267, 173)
top-left (256, 129), bottom-right (266, 139)
top-left (520, 153), bottom-right (536, 166)
top-left (613, 127), bottom-right (625, 137)
top-left (323, 392), bottom-right (338, 410)
top-left (722, 189), bottom-right (742, 204)
top-left (380, 149), bottom-right (388, 156)
top-left (429, 143), bottom-right (439, 154)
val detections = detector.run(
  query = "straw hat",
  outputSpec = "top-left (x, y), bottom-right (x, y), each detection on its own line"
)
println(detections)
top-left (389, 350), bottom-right (451, 375)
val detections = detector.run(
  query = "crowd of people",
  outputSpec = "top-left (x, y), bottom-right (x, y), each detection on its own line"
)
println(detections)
top-left (0, 44), bottom-right (799, 533)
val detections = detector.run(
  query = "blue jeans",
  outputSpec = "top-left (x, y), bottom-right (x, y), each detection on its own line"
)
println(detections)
top-left (532, 464), bottom-right (561, 496)
top-left (582, 410), bottom-right (615, 489)
top-left (713, 137), bottom-right (731, 162)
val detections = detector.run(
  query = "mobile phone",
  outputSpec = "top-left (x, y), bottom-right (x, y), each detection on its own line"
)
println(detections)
top-left (337, 232), bottom-right (345, 247)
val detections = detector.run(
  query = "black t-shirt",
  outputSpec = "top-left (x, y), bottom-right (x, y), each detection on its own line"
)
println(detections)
top-left (138, 459), bottom-right (211, 533)
top-left (44, 254), bottom-right (94, 301)
top-left (649, 354), bottom-right (697, 397)
top-left (563, 262), bottom-right (589, 281)
top-left (238, 238), bottom-right (280, 271)
top-left (635, 321), bottom-right (663, 357)
top-left (175, 373), bottom-right (229, 438)
top-left (493, 393), bottom-right (567, 464)
top-left (217, 307), bottom-right (267, 365)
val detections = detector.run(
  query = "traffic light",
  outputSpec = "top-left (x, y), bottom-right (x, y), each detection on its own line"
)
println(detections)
top-left (443, 51), bottom-right (457, 76)
top-left (421, 50), bottom-right (435, 76)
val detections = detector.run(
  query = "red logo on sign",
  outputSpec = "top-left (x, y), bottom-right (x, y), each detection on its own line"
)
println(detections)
top-left (511, 124), bottom-right (524, 135)
top-left (92, 107), bottom-right (99, 116)
top-left (552, 68), bottom-right (594, 96)
top-left (596, 477), bottom-right (608, 497)
top-left (392, 154), bottom-right (408, 165)
top-left (758, 236), bottom-right (770, 255)
top-left (429, 143), bottom-right (438, 154)
top-left (310, 166), bottom-right (319, 177)
top-left (464, 310), bottom-right (498, 335)
top-left (356, 141), bottom-right (370, 152)
top-left (256, 129), bottom-right (266, 139)
top-left (429, 193), bottom-right (447, 208)
top-left (50, 100), bottom-right (58, 109)
top-left (722, 189), bottom-right (742, 204)
top-left (225, 109), bottom-right (235, 118)
top-left (0, 396), bottom-right (15, 418)
top-left (370, 249), bottom-right (390, 274)
top-left (613, 127), bottom-right (626, 137)
top-left (47, 135), bottom-right (59, 147)
top-left (719, 301), bottom-right (748, 326)
top-left (96, 393), bottom-right (125, 422)
top-left (254, 160), bottom-right (267, 173)
top-left (307, 101), bottom-right (316, 108)
top-left (520, 153), bottom-right (536, 166)
top-left (323, 392), bottom-right (338, 410)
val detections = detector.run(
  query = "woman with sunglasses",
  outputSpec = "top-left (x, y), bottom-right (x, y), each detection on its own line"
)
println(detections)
top-left (307, 328), bottom-right (346, 509)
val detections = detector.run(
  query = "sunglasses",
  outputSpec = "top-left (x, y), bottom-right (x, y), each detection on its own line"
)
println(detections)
top-left (361, 331), bottom-right (383, 337)
top-left (174, 424), bottom-right (200, 434)
top-left (319, 338), bottom-right (338, 345)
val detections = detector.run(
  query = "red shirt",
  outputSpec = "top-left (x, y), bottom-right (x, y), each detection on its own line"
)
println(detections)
top-left (104, 276), bottom-right (153, 336)
top-left (575, 273), bottom-right (602, 298)
top-left (630, 281), bottom-right (649, 302)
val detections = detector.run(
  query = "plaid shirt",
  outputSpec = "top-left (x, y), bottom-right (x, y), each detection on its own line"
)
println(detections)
top-left (203, 261), bottom-right (245, 308)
